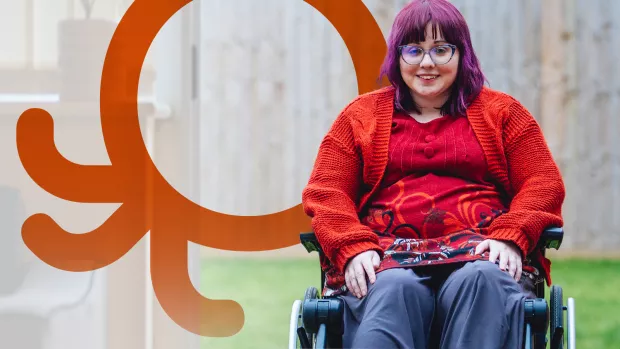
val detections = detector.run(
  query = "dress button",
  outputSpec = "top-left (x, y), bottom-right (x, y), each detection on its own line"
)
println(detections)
top-left (424, 134), bottom-right (435, 143)
top-left (424, 147), bottom-right (435, 158)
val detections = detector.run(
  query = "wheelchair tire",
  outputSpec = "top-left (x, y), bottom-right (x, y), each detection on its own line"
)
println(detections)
top-left (550, 285), bottom-right (564, 349)
top-left (303, 286), bottom-right (319, 347)
top-left (305, 286), bottom-right (319, 301)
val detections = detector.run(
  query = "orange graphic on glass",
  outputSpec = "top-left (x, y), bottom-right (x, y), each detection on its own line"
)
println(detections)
top-left (16, 0), bottom-right (388, 337)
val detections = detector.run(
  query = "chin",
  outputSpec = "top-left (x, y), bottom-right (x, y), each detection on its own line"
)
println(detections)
top-left (412, 88), bottom-right (444, 98)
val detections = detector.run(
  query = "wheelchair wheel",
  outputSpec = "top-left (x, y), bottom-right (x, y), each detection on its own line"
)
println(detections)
top-left (303, 287), bottom-right (319, 347)
top-left (288, 286), bottom-right (321, 349)
top-left (550, 285), bottom-right (564, 349)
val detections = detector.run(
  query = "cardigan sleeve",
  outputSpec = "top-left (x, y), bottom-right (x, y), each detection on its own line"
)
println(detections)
top-left (487, 101), bottom-right (566, 257)
top-left (301, 107), bottom-right (383, 274)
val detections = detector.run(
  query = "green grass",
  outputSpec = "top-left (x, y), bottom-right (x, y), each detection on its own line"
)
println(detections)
top-left (549, 259), bottom-right (620, 348)
top-left (200, 257), bottom-right (321, 349)
top-left (200, 257), bottom-right (620, 349)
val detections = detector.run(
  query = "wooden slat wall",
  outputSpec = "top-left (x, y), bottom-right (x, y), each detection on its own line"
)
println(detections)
top-left (610, 0), bottom-right (620, 242)
top-left (198, 0), bottom-right (360, 218)
top-left (563, 0), bottom-right (620, 250)
top-left (196, 0), bottom-right (620, 251)
top-left (450, 0), bottom-right (542, 118)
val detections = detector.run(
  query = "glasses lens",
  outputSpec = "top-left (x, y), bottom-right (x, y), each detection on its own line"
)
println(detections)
top-left (430, 45), bottom-right (453, 65)
top-left (401, 46), bottom-right (423, 64)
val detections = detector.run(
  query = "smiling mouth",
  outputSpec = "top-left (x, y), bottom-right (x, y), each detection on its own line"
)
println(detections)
top-left (417, 75), bottom-right (439, 80)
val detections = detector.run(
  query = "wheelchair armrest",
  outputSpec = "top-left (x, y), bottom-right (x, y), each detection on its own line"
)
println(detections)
top-left (300, 232), bottom-right (323, 254)
top-left (537, 227), bottom-right (564, 251)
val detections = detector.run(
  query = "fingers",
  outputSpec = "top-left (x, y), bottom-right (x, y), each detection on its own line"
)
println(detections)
top-left (499, 250), bottom-right (508, 272)
top-left (496, 241), bottom-right (523, 282)
top-left (371, 252), bottom-right (381, 269)
top-left (345, 261), bottom-right (365, 298)
top-left (345, 267), bottom-right (361, 298)
top-left (481, 240), bottom-right (524, 282)
top-left (345, 274), bottom-right (352, 296)
top-left (362, 259), bottom-right (377, 285)
top-left (488, 246), bottom-right (500, 264)
top-left (506, 253), bottom-right (523, 282)
top-left (508, 255), bottom-right (517, 279)
top-left (347, 272), bottom-right (361, 298)
top-left (354, 263), bottom-right (368, 298)
top-left (345, 251), bottom-right (381, 298)
top-left (475, 240), bottom-right (489, 255)
top-left (345, 260), bottom-right (359, 298)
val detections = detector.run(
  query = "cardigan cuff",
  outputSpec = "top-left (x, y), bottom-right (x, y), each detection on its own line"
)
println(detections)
top-left (487, 228), bottom-right (531, 258)
top-left (334, 241), bottom-right (384, 274)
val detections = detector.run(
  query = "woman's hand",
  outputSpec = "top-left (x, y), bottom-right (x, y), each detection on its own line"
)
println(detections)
top-left (475, 239), bottom-right (523, 282)
top-left (345, 250), bottom-right (381, 298)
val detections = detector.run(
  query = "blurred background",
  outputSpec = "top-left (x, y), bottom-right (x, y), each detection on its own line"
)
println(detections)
top-left (0, 0), bottom-right (618, 348)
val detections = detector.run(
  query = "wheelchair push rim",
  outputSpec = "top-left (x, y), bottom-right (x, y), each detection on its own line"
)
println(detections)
top-left (567, 297), bottom-right (576, 349)
top-left (289, 300), bottom-right (303, 349)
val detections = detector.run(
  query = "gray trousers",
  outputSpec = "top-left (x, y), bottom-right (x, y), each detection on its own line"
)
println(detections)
top-left (341, 260), bottom-right (536, 349)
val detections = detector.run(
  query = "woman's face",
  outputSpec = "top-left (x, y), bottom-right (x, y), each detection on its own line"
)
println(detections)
top-left (399, 23), bottom-right (460, 107)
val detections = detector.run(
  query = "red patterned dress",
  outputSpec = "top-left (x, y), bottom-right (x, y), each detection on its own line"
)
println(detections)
top-left (323, 111), bottom-right (538, 296)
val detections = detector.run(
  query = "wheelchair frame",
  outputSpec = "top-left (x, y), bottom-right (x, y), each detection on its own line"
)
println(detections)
top-left (289, 227), bottom-right (576, 349)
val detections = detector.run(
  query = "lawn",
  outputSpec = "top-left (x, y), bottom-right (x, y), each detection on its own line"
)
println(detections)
top-left (200, 257), bottom-right (620, 349)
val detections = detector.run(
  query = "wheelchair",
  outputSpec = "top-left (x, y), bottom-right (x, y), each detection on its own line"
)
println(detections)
top-left (289, 227), bottom-right (576, 349)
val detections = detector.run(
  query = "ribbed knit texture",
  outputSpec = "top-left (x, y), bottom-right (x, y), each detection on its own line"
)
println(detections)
top-left (301, 86), bottom-right (565, 285)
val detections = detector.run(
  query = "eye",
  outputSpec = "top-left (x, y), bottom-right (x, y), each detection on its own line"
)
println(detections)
top-left (434, 45), bottom-right (451, 55)
top-left (404, 46), bottom-right (423, 56)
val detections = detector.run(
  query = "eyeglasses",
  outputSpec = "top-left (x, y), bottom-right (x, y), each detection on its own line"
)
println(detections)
top-left (398, 44), bottom-right (457, 65)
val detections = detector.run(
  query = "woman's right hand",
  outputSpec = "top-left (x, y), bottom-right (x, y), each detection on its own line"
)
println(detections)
top-left (345, 250), bottom-right (381, 298)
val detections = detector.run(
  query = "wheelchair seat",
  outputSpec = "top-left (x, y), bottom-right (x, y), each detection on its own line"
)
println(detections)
top-left (289, 227), bottom-right (576, 349)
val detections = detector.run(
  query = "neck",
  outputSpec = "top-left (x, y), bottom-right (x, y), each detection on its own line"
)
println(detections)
top-left (411, 91), bottom-right (450, 114)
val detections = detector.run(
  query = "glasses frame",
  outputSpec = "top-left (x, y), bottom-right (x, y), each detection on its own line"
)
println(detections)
top-left (398, 44), bottom-right (458, 65)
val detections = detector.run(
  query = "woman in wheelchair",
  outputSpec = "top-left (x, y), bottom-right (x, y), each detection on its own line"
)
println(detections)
top-left (301, 0), bottom-right (566, 348)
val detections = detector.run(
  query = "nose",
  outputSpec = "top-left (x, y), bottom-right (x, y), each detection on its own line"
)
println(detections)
top-left (420, 52), bottom-right (435, 68)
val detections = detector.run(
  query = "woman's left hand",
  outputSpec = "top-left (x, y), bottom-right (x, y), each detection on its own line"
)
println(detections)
top-left (475, 239), bottom-right (522, 282)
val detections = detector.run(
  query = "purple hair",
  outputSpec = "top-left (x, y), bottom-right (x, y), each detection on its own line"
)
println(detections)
top-left (379, 0), bottom-right (487, 116)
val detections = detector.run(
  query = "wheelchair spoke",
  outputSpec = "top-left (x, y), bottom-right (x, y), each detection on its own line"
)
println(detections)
top-left (315, 324), bottom-right (327, 349)
top-left (525, 323), bottom-right (532, 349)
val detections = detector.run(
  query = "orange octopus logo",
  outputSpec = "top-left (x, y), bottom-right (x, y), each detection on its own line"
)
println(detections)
top-left (15, 0), bottom-right (387, 338)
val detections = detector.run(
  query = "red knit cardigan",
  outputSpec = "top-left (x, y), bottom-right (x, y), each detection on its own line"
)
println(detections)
top-left (301, 86), bottom-right (566, 285)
